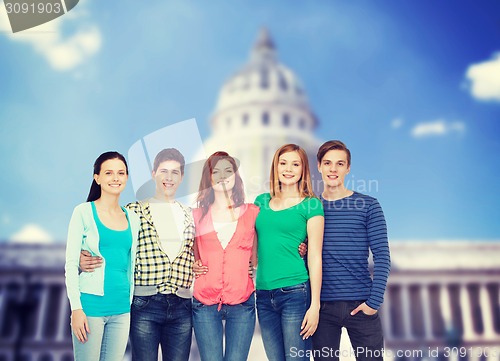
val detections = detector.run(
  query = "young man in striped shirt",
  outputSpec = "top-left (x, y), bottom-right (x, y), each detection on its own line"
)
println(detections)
top-left (312, 140), bottom-right (391, 361)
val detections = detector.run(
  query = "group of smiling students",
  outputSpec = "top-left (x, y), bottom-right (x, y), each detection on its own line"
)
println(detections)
top-left (65, 140), bottom-right (391, 361)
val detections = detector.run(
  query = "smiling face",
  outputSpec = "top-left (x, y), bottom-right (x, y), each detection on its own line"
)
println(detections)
top-left (277, 151), bottom-right (303, 187)
top-left (318, 149), bottom-right (350, 189)
top-left (211, 159), bottom-right (236, 193)
top-left (152, 160), bottom-right (183, 201)
top-left (94, 158), bottom-right (128, 196)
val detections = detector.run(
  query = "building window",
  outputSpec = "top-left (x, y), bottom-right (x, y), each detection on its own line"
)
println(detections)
top-left (278, 71), bottom-right (288, 91)
top-left (260, 68), bottom-right (269, 89)
top-left (282, 114), bottom-right (290, 127)
top-left (226, 118), bottom-right (231, 128)
top-left (243, 114), bottom-right (249, 126)
top-left (262, 112), bottom-right (270, 126)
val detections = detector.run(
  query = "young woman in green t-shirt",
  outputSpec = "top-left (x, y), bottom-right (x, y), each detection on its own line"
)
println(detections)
top-left (254, 143), bottom-right (324, 361)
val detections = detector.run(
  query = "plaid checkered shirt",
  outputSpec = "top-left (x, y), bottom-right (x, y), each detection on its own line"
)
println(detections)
top-left (126, 200), bottom-right (195, 294)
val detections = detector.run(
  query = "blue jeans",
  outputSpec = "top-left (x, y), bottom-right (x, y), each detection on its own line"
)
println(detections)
top-left (130, 294), bottom-right (192, 361)
top-left (192, 293), bottom-right (256, 361)
top-left (256, 282), bottom-right (311, 361)
top-left (72, 312), bottom-right (130, 361)
top-left (312, 300), bottom-right (384, 361)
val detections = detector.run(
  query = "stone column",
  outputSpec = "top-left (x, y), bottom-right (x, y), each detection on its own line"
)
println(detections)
top-left (459, 284), bottom-right (475, 341)
top-left (34, 284), bottom-right (49, 341)
top-left (439, 284), bottom-right (452, 330)
top-left (56, 286), bottom-right (70, 342)
top-left (401, 285), bottom-right (413, 340)
top-left (0, 288), bottom-right (5, 334)
top-left (479, 284), bottom-right (495, 339)
top-left (380, 288), bottom-right (392, 339)
top-left (420, 285), bottom-right (433, 340)
top-left (468, 350), bottom-right (481, 361)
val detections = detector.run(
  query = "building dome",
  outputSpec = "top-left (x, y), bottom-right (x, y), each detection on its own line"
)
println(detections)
top-left (210, 28), bottom-right (318, 135)
top-left (200, 28), bottom-right (323, 200)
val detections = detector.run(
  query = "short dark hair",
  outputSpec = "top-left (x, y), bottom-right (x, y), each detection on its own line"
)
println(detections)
top-left (153, 148), bottom-right (185, 175)
top-left (317, 140), bottom-right (351, 166)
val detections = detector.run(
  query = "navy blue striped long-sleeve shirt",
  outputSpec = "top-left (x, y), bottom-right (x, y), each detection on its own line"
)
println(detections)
top-left (320, 192), bottom-right (390, 310)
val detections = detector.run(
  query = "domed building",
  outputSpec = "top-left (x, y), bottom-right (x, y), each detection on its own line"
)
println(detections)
top-left (200, 28), bottom-right (322, 200)
top-left (1, 28), bottom-right (500, 361)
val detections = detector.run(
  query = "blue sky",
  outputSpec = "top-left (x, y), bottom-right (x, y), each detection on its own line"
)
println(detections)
top-left (0, 0), bottom-right (499, 242)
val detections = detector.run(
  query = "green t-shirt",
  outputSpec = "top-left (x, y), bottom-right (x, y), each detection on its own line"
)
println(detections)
top-left (254, 193), bottom-right (324, 290)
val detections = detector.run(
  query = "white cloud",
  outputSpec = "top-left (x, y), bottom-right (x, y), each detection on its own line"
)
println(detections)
top-left (411, 119), bottom-right (465, 138)
top-left (9, 224), bottom-right (54, 244)
top-left (391, 118), bottom-right (403, 129)
top-left (0, 3), bottom-right (101, 71)
top-left (465, 53), bottom-right (500, 102)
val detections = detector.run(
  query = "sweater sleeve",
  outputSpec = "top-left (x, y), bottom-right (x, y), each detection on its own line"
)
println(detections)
top-left (365, 199), bottom-right (391, 310)
top-left (64, 205), bottom-right (85, 311)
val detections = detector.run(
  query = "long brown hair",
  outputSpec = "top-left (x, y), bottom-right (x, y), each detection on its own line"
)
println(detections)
top-left (197, 151), bottom-right (245, 219)
top-left (270, 144), bottom-right (314, 198)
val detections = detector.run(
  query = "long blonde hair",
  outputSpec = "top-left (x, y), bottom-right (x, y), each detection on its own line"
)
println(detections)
top-left (269, 144), bottom-right (314, 198)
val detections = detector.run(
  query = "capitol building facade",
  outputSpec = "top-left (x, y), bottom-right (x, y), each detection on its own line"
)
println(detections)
top-left (1, 30), bottom-right (499, 361)
top-left (2, 242), bottom-right (499, 361)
